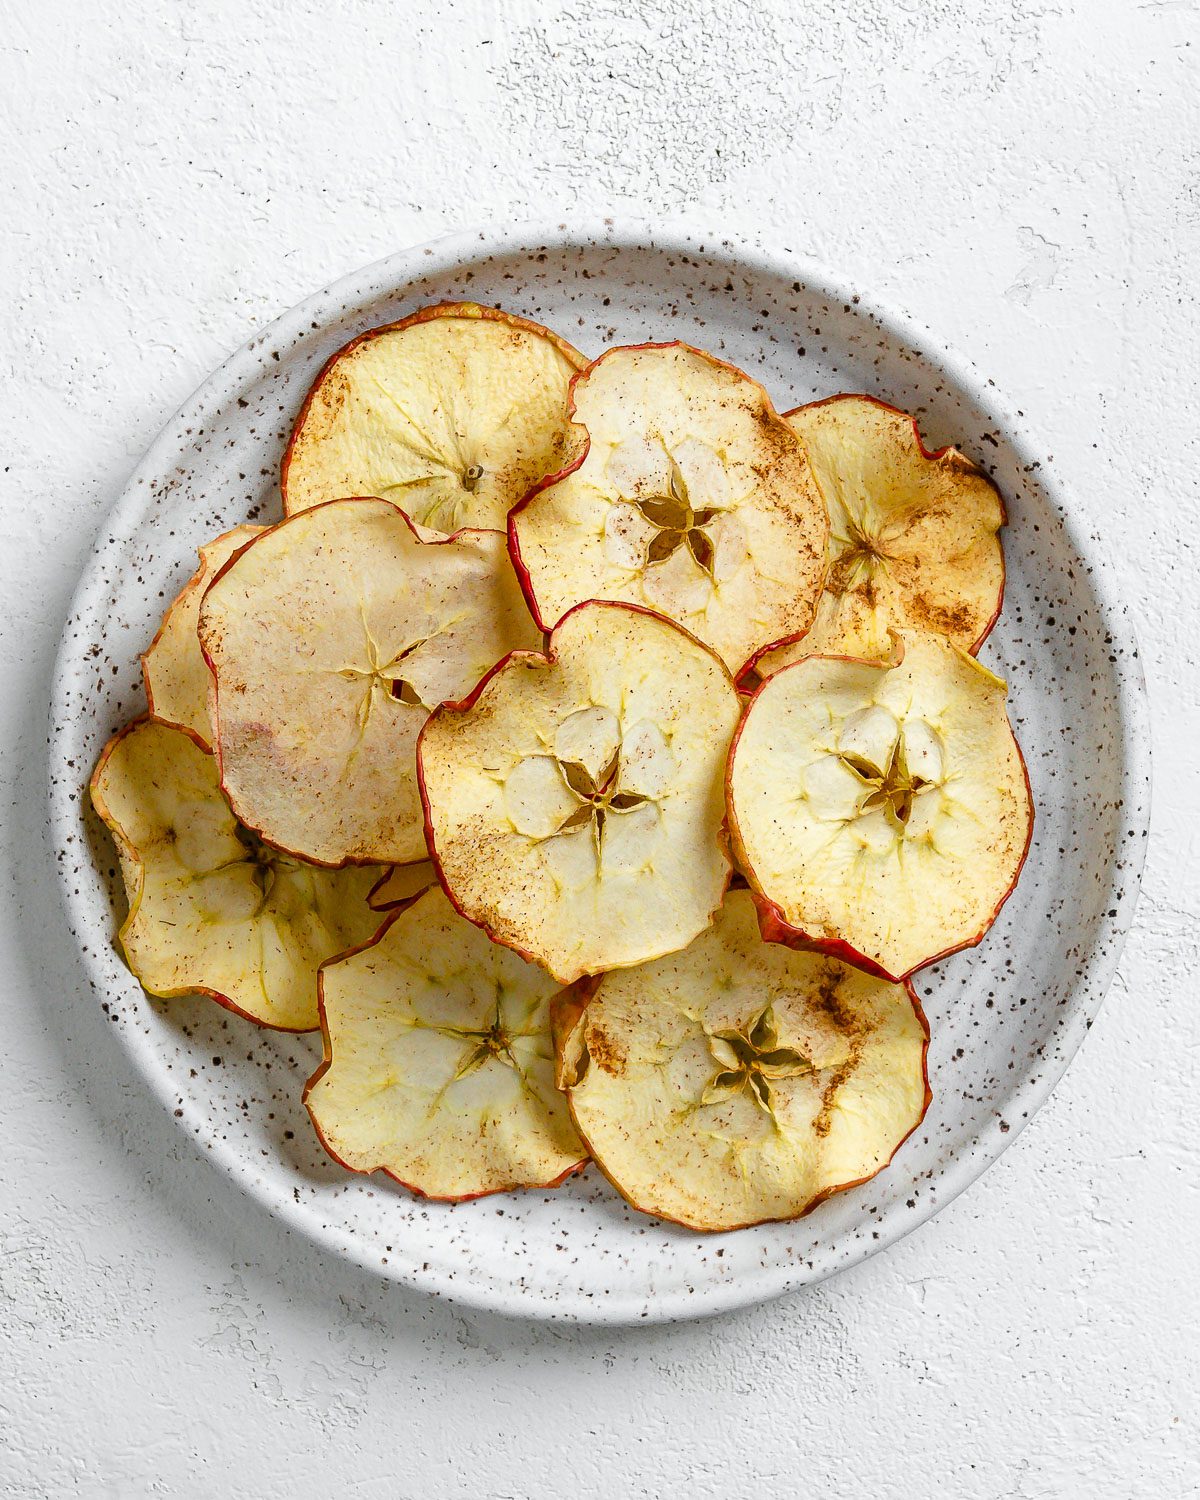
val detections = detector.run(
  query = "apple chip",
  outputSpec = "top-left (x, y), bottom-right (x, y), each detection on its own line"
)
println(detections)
top-left (746, 396), bottom-right (1005, 682)
top-left (304, 885), bottom-right (587, 1200)
top-left (554, 889), bottom-right (929, 1231)
top-left (418, 600), bottom-right (741, 983)
top-left (366, 861), bottom-right (436, 911)
top-left (198, 497), bottom-right (541, 867)
top-left (89, 718), bottom-right (387, 1031)
top-left (141, 525), bottom-right (264, 746)
top-left (727, 633), bottom-right (1033, 981)
top-left (282, 302), bottom-right (585, 534)
top-left (508, 342), bottom-right (829, 672)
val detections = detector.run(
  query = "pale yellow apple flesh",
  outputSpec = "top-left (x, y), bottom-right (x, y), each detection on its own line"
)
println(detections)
top-left (727, 632), bottom-right (1033, 980)
top-left (198, 497), bottom-right (542, 866)
top-left (142, 524), bottom-right (264, 746)
top-left (554, 889), bottom-right (930, 1231)
top-left (89, 718), bottom-right (388, 1030)
top-left (748, 396), bottom-right (1004, 681)
top-left (366, 861), bottom-right (437, 911)
top-left (305, 885), bottom-right (587, 1200)
top-left (282, 302), bottom-right (585, 534)
top-left (418, 600), bottom-right (742, 983)
top-left (509, 343), bottom-right (829, 672)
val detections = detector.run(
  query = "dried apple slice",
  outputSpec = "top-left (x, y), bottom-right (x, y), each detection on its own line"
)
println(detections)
top-left (141, 525), bottom-right (264, 746)
top-left (198, 497), bottom-right (541, 867)
top-left (745, 396), bottom-right (1005, 683)
top-left (554, 889), bottom-right (929, 1232)
top-left (304, 885), bottom-right (587, 1201)
top-left (508, 342), bottom-right (829, 672)
top-left (418, 600), bottom-right (741, 983)
top-left (89, 718), bottom-right (387, 1030)
top-left (727, 632), bottom-right (1033, 981)
top-left (282, 302), bottom-right (585, 534)
top-left (366, 860), bottom-right (436, 911)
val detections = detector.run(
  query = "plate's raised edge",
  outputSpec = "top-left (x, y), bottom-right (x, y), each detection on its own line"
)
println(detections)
top-left (45, 217), bottom-right (1152, 1325)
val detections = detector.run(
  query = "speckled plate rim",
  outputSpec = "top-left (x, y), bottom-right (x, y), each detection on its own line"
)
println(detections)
top-left (46, 218), bottom-right (1151, 1323)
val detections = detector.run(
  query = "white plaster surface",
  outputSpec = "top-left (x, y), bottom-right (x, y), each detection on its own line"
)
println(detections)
top-left (1, 1), bottom-right (1198, 1494)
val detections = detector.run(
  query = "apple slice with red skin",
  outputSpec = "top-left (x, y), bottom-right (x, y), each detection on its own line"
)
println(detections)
top-left (553, 889), bottom-right (930, 1232)
top-left (366, 861), bottom-right (437, 912)
top-left (418, 599), bottom-right (742, 984)
top-left (282, 302), bottom-right (586, 535)
top-left (141, 524), bottom-right (264, 747)
top-left (89, 717), bottom-right (389, 1031)
top-left (508, 342), bottom-right (829, 673)
top-left (727, 632), bottom-right (1033, 982)
top-left (743, 395), bottom-right (1005, 686)
top-left (304, 885), bottom-right (587, 1201)
top-left (198, 496), bottom-right (542, 868)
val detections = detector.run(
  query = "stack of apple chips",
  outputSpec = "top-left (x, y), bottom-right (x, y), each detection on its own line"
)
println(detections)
top-left (91, 303), bottom-right (1031, 1230)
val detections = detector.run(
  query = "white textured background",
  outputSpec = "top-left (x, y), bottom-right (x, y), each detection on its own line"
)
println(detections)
top-left (2, 2), bottom-right (1198, 1495)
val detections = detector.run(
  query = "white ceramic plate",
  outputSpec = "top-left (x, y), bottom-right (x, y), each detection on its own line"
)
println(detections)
top-left (48, 221), bottom-right (1150, 1323)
